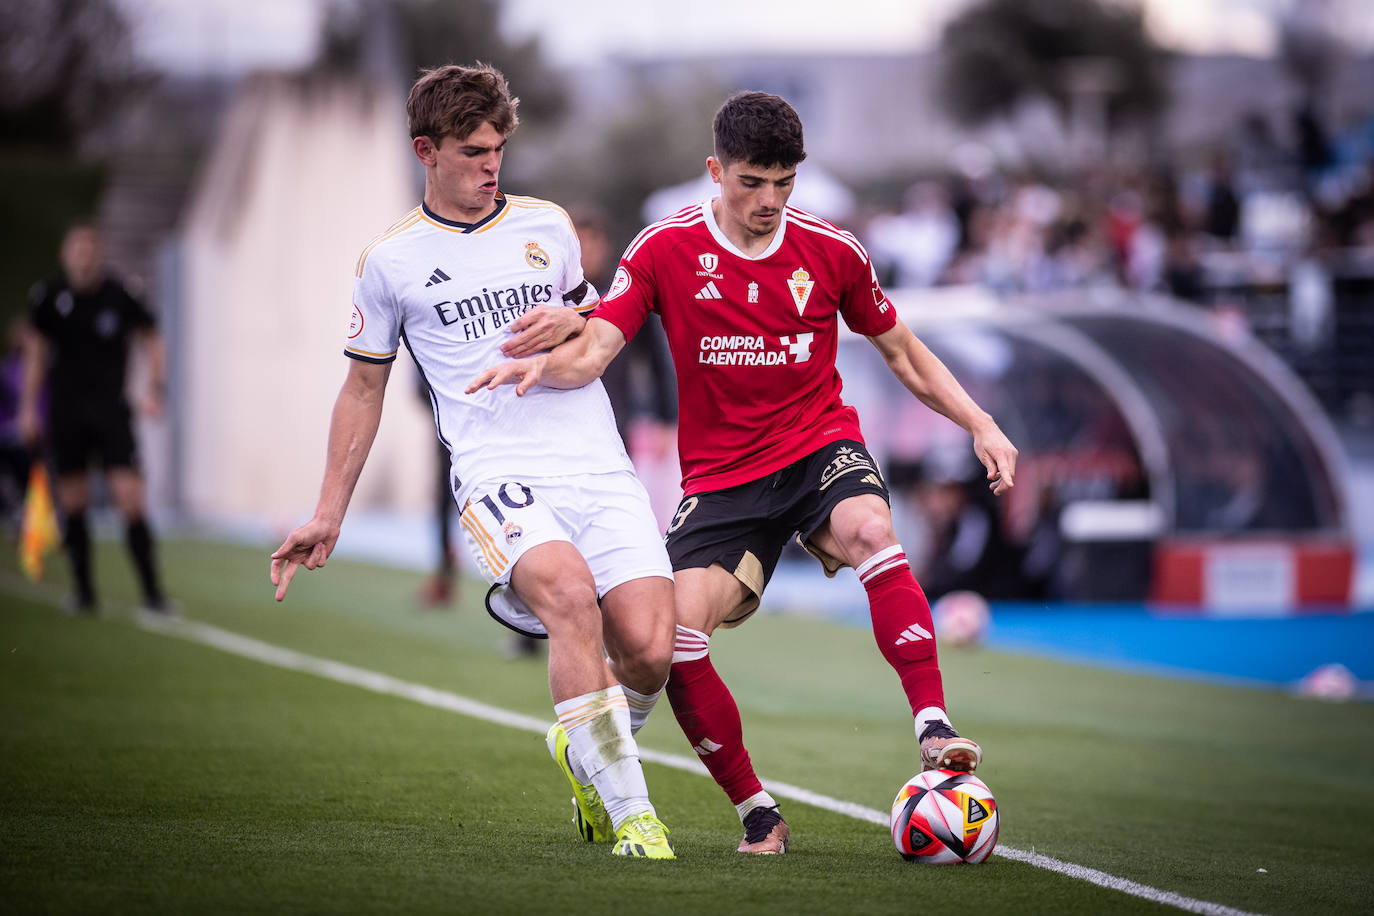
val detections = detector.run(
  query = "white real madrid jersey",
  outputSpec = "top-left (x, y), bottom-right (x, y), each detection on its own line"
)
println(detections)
top-left (346, 194), bottom-right (630, 493)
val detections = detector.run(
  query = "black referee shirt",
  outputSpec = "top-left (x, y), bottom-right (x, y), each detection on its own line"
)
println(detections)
top-left (28, 273), bottom-right (156, 404)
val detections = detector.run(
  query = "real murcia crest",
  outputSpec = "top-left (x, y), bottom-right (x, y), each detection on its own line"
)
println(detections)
top-left (524, 240), bottom-right (550, 269)
top-left (787, 267), bottom-right (815, 315)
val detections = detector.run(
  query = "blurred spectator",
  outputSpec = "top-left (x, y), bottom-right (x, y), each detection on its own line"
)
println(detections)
top-left (1163, 224), bottom-right (1204, 302)
top-left (573, 204), bottom-right (677, 448)
top-left (19, 223), bottom-right (171, 616)
top-left (1293, 101), bottom-right (1334, 188)
top-left (1018, 486), bottom-right (1065, 600)
top-left (899, 447), bottom-right (1024, 602)
top-left (1201, 153), bottom-right (1242, 242)
top-left (850, 93), bottom-right (1374, 438)
top-left (868, 181), bottom-right (961, 288)
top-left (573, 205), bottom-right (680, 535)
top-left (0, 319), bottom-right (35, 525)
top-left (1234, 111), bottom-right (1295, 194)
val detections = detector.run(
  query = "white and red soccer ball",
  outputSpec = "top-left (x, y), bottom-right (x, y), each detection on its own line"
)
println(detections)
top-left (932, 590), bottom-right (991, 647)
top-left (890, 770), bottom-right (999, 864)
top-left (1297, 663), bottom-right (1358, 701)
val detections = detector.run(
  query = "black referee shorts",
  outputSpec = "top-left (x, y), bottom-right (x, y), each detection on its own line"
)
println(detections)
top-left (48, 400), bottom-right (139, 475)
top-left (664, 439), bottom-right (889, 626)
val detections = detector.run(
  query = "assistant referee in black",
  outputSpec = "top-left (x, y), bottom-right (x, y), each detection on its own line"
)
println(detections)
top-left (19, 221), bottom-right (170, 615)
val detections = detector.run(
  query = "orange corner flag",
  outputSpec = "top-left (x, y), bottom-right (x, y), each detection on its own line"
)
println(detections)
top-left (19, 464), bottom-right (61, 581)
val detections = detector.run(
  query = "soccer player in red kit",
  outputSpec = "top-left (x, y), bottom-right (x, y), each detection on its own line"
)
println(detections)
top-left (470, 91), bottom-right (1018, 855)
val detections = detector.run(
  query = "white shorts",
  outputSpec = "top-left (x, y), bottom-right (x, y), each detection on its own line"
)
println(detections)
top-left (455, 471), bottom-right (672, 638)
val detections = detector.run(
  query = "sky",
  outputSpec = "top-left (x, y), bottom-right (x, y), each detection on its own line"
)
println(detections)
top-left (115, 0), bottom-right (1374, 76)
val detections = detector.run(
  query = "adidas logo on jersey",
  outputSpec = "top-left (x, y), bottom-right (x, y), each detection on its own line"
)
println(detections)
top-left (894, 624), bottom-right (932, 646)
top-left (694, 281), bottom-right (722, 300)
top-left (693, 737), bottom-right (723, 756)
top-left (424, 267), bottom-right (451, 287)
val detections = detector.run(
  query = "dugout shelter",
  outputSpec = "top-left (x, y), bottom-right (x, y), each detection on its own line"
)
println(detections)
top-left (842, 288), bottom-right (1354, 610)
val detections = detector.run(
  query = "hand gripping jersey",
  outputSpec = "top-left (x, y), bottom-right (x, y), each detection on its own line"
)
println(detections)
top-left (593, 202), bottom-right (898, 494)
top-left (347, 195), bottom-right (630, 494)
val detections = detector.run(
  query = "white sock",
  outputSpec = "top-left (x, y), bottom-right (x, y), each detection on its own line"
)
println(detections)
top-left (915, 706), bottom-right (952, 739)
top-left (673, 625), bottom-right (709, 663)
top-left (734, 790), bottom-right (780, 823)
top-left (565, 677), bottom-right (665, 781)
top-left (595, 756), bottom-right (655, 829)
top-left (622, 681), bottom-right (665, 736)
top-left (554, 686), bottom-right (654, 829)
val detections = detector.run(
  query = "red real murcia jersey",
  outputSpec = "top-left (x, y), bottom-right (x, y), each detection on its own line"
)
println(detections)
top-left (594, 201), bottom-right (898, 494)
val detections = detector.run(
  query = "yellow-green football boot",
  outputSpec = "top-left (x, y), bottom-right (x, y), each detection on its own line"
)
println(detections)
top-left (545, 723), bottom-right (612, 842)
top-left (612, 811), bottom-right (675, 859)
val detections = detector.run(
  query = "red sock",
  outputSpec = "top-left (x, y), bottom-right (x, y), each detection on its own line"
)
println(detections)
top-left (665, 625), bottom-right (764, 807)
top-left (858, 546), bottom-right (945, 717)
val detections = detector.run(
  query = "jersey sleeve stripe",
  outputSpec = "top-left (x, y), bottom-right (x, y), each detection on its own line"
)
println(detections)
top-left (624, 206), bottom-right (706, 260)
top-left (786, 206), bottom-right (870, 261)
top-left (504, 195), bottom-right (569, 215)
top-left (344, 346), bottom-right (398, 363)
top-left (355, 209), bottom-right (423, 276)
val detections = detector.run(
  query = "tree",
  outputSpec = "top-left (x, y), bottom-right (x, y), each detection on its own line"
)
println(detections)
top-left (0, 0), bottom-right (147, 150)
top-left (316, 0), bottom-right (564, 124)
top-left (936, 0), bottom-right (1168, 137)
top-left (554, 81), bottom-right (726, 249)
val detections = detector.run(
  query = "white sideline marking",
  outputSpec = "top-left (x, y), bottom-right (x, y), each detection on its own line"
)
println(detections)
top-left (135, 614), bottom-right (1262, 916)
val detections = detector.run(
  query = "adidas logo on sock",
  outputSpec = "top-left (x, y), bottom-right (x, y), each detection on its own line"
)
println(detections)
top-left (694, 281), bottom-right (722, 300)
top-left (893, 624), bottom-right (932, 646)
top-left (424, 267), bottom-right (451, 287)
top-left (693, 737), bottom-right (723, 756)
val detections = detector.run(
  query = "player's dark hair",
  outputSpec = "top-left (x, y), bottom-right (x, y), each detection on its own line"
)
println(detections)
top-left (712, 91), bottom-right (807, 169)
top-left (407, 62), bottom-right (519, 145)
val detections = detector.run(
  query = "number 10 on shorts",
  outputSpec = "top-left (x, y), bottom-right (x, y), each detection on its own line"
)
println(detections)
top-left (460, 482), bottom-right (538, 579)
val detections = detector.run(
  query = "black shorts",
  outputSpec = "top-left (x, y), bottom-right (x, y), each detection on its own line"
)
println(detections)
top-left (48, 400), bottom-right (139, 475)
top-left (665, 439), bottom-right (889, 626)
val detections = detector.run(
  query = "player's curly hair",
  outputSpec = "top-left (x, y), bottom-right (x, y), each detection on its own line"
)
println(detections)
top-left (712, 91), bottom-right (807, 169)
top-left (407, 62), bottom-right (520, 145)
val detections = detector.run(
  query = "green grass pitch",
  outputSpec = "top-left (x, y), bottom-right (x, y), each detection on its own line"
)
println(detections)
top-left (2, 535), bottom-right (1372, 914)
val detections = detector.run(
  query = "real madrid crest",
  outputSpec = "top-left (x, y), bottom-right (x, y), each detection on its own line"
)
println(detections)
top-left (787, 267), bottom-right (815, 315)
top-left (525, 240), bottom-right (550, 269)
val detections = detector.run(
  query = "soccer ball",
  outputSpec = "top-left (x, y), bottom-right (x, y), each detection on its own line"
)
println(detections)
top-left (890, 770), bottom-right (999, 864)
top-left (932, 590), bottom-right (990, 647)
top-left (1297, 663), bottom-right (1357, 701)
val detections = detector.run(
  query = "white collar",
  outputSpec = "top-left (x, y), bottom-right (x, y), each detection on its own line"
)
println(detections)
top-left (702, 198), bottom-right (789, 260)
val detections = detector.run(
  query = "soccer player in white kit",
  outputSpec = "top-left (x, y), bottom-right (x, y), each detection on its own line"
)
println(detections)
top-left (270, 64), bottom-right (676, 859)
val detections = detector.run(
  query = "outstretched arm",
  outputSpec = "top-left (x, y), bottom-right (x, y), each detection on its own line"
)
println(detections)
top-left (499, 304), bottom-right (586, 358)
top-left (868, 320), bottom-right (1018, 495)
top-left (467, 316), bottom-right (627, 397)
top-left (270, 358), bottom-right (391, 600)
